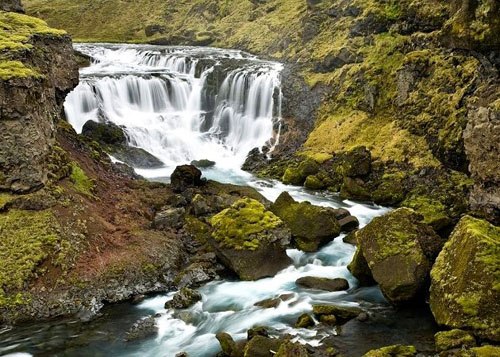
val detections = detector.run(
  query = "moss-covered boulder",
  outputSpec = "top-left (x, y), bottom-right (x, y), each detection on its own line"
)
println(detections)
top-left (209, 198), bottom-right (292, 280)
top-left (348, 247), bottom-right (376, 286)
top-left (270, 192), bottom-right (341, 252)
top-left (429, 216), bottom-right (500, 341)
top-left (296, 276), bottom-right (349, 292)
top-left (244, 336), bottom-right (284, 357)
top-left (295, 313), bottom-right (315, 328)
top-left (282, 159), bottom-right (320, 186)
top-left (165, 287), bottom-right (202, 309)
top-left (434, 329), bottom-right (476, 352)
top-left (353, 208), bottom-right (442, 305)
top-left (312, 304), bottom-right (363, 325)
top-left (362, 345), bottom-right (416, 357)
top-left (275, 341), bottom-right (309, 357)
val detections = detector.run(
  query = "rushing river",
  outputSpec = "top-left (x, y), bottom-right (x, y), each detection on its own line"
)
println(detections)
top-left (0, 45), bottom-right (438, 357)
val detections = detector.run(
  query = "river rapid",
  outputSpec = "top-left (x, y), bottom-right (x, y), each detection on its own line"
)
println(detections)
top-left (0, 44), bottom-right (438, 357)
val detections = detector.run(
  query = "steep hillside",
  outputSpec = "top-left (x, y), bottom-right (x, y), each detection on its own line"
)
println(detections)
top-left (24, 0), bottom-right (500, 226)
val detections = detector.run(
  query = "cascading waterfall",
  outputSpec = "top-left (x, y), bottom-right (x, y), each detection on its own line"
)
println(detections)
top-left (64, 44), bottom-right (283, 175)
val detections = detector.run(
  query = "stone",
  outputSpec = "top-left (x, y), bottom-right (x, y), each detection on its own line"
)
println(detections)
top-left (434, 329), bottom-right (476, 352)
top-left (0, 0), bottom-right (24, 13)
top-left (191, 194), bottom-right (212, 216)
top-left (152, 207), bottom-right (185, 229)
top-left (282, 159), bottom-right (319, 186)
top-left (295, 313), bottom-right (315, 328)
top-left (209, 198), bottom-right (292, 280)
top-left (271, 192), bottom-right (341, 252)
top-left (191, 159), bottom-right (216, 168)
top-left (165, 287), bottom-right (202, 309)
top-left (312, 304), bottom-right (363, 324)
top-left (338, 216), bottom-right (359, 233)
top-left (315, 47), bottom-right (363, 72)
top-left (81, 120), bottom-right (127, 146)
top-left (295, 277), bottom-right (349, 292)
top-left (171, 165), bottom-right (203, 192)
top-left (347, 247), bottom-right (375, 286)
top-left (362, 345), bottom-right (416, 357)
top-left (430, 216), bottom-right (500, 341)
top-left (124, 316), bottom-right (157, 341)
top-left (216, 332), bottom-right (237, 356)
top-left (254, 297), bottom-right (281, 309)
top-left (247, 326), bottom-right (269, 340)
top-left (111, 146), bottom-right (164, 169)
top-left (244, 336), bottom-right (284, 357)
top-left (355, 208), bottom-right (441, 304)
top-left (275, 341), bottom-right (309, 357)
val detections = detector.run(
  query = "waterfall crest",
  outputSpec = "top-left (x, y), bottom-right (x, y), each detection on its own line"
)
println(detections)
top-left (64, 44), bottom-right (283, 172)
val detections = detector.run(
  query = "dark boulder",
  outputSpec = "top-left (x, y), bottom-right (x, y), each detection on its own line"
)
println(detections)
top-left (191, 159), bottom-right (216, 168)
top-left (312, 304), bottom-right (363, 325)
top-left (81, 120), bottom-right (127, 146)
top-left (171, 165), bottom-right (203, 193)
top-left (165, 287), bottom-right (202, 309)
top-left (296, 276), bottom-right (349, 292)
top-left (124, 316), bottom-right (157, 341)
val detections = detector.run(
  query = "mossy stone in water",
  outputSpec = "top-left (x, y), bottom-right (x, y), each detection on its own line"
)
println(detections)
top-left (295, 313), bottom-right (315, 328)
top-left (282, 159), bottom-right (319, 186)
top-left (356, 208), bottom-right (441, 304)
top-left (434, 329), bottom-right (476, 352)
top-left (348, 247), bottom-right (376, 286)
top-left (362, 345), bottom-right (416, 357)
top-left (430, 216), bottom-right (500, 342)
top-left (275, 341), bottom-right (309, 357)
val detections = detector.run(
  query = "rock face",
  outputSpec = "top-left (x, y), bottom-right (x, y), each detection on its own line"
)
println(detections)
top-left (209, 198), bottom-right (292, 280)
top-left (81, 120), bottom-right (164, 169)
top-left (463, 103), bottom-right (500, 225)
top-left (271, 192), bottom-right (341, 252)
top-left (0, 12), bottom-right (78, 193)
top-left (430, 216), bottom-right (500, 341)
top-left (350, 208), bottom-right (442, 305)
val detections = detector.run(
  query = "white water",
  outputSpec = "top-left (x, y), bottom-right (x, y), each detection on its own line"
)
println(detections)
top-left (65, 44), bottom-right (282, 173)
top-left (61, 44), bottom-right (391, 356)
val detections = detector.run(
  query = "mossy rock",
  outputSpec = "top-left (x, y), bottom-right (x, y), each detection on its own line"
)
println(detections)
top-left (271, 192), bottom-right (340, 252)
top-left (312, 304), bottom-right (363, 324)
top-left (244, 336), bottom-right (284, 357)
top-left (372, 174), bottom-right (406, 205)
top-left (348, 247), bottom-right (376, 286)
top-left (333, 146), bottom-right (372, 178)
top-left (356, 208), bottom-right (441, 305)
top-left (275, 341), bottom-right (309, 357)
top-left (402, 195), bottom-right (452, 231)
top-left (362, 344), bottom-right (416, 357)
top-left (282, 159), bottom-right (319, 186)
top-left (295, 313), bottom-right (315, 328)
top-left (430, 216), bottom-right (500, 341)
top-left (434, 329), bottom-right (476, 352)
top-left (209, 198), bottom-right (292, 280)
top-left (304, 174), bottom-right (326, 190)
top-left (340, 177), bottom-right (371, 201)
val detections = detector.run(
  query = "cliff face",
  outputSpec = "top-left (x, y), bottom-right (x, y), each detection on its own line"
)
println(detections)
top-left (0, 0), bottom-right (24, 13)
top-left (0, 11), bottom-right (79, 193)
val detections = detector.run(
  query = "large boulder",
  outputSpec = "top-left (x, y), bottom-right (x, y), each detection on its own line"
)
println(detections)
top-left (296, 276), bottom-right (349, 292)
top-left (165, 287), bottom-right (202, 309)
top-left (429, 216), bottom-right (500, 341)
top-left (270, 192), bottom-right (341, 252)
top-left (209, 198), bottom-right (292, 280)
top-left (350, 208), bottom-right (442, 305)
top-left (171, 165), bottom-right (203, 193)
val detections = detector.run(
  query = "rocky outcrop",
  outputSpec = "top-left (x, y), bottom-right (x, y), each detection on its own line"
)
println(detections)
top-left (350, 208), bottom-right (443, 305)
top-left (463, 98), bottom-right (500, 225)
top-left (0, 12), bottom-right (78, 193)
top-left (430, 216), bottom-right (500, 341)
top-left (270, 191), bottom-right (342, 252)
top-left (165, 287), bottom-right (202, 309)
top-left (171, 165), bottom-right (204, 192)
top-left (209, 198), bottom-right (291, 280)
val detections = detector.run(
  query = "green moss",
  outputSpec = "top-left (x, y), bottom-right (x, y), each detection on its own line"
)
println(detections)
top-left (363, 345), bottom-right (417, 357)
top-left (470, 346), bottom-right (500, 357)
top-left (210, 198), bottom-right (283, 251)
top-left (0, 60), bottom-right (40, 80)
top-left (434, 329), bottom-right (476, 352)
top-left (70, 162), bottom-right (95, 197)
top-left (304, 175), bottom-right (325, 190)
top-left (0, 193), bottom-right (14, 210)
top-left (402, 195), bottom-right (450, 230)
top-left (0, 209), bottom-right (60, 307)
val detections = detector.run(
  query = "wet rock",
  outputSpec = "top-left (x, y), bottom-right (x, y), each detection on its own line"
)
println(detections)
top-left (353, 208), bottom-right (442, 304)
top-left (217, 332), bottom-right (238, 356)
top-left (434, 329), bottom-right (476, 352)
top-left (304, 174), bottom-right (325, 190)
top-left (171, 165), bottom-right (203, 192)
top-left (254, 297), bottom-right (281, 309)
top-left (112, 146), bottom-right (164, 169)
top-left (343, 230), bottom-right (358, 245)
top-left (209, 198), bottom-right (292, 280)
top-left (247, 326), bottom-right (269, 340)
top-left (338, 216), bottom-right (359, 233)
top-left (124, 316), bottom-right (157, 341)
top-left (191, 159), bottom-right (216, 168)
top-left (295, 277), bottom-right (349, 292)
top-left (282, 159), bottom-right (319, 186)
top-left (275, 341), bottom-right (309, 357)
top-left (347, 246), bottom-right (375, 286)
top-left (152, 207), bottom-right (185, 229)
top-left (295, 313), bottom-right (315, 328)
top-left (242, 148), bottom-right (268, 172)
top-left (175, 262), bottom-right (216, 288)
top-left (312, 304), bottom-right (363, 325)
top-left (244, 336), bottom-right (284, 357)
top-left (131, 294), bottom-right (146, 304)
top-left (81, 120), bottom-right (127, 145)
top-left (271, 192), bottom-right (340, 252)
top-left (340, 177), bottom-right (371, 201)
top-left (362, 344), bottom-right (416, 356)
top-left (175, 353), bottom-right (189, 357)
top-left (165, 287), bottom-right (202, 309)
top-left (430, 216), bottom-right (500, 342)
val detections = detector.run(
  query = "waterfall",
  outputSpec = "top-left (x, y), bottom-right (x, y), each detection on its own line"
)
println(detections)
top-left (64, 44), bottom-right (283, 173)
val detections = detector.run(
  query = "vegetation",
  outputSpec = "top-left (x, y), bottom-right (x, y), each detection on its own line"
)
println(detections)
top-left (69, 162), bottom-right (95, 197)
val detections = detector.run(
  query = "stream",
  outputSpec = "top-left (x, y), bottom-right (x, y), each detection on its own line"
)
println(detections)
top-left (0, 44), bottom-right (438, 357)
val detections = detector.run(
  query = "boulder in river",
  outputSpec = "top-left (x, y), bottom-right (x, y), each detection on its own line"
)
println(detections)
top-left (165, 287), bottom-right (202, 309)
top-left (171, 165), bottom-right (204, 192)
top-left (124, 316), bottom-right (157, 341)
top-left (191, 159), bottom-right (216, 168)
top-left (209, 198), bottom-right (292, 280)
top-left (362, 345), bottom-right (416, 357)
top-left (270, 192), bottom-right (341, 252)
top-left (312, 304), bottom-right (363, 325)
top-left (430, 216), bottom-right (500, 342)
top-left (350, 208), bottom-right (442, 305)
top-left (434, 329), bottom-right (476, 352)
top-left (295, 276), bottom-right (349, 292)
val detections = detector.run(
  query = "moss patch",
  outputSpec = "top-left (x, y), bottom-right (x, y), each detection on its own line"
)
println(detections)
top-left (210, 198), bottom-right (283, 251)
top-left (0, 209), bottom-right (60, 307)
top-left (70, 162), bottom-right (95, 197)
top-left (0, 60), bottom-right (39, 80)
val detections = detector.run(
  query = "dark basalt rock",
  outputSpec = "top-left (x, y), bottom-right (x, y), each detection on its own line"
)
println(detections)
top-left (191, 159), bottom-right (216, 168)
top-left (171, 165), bottom-right (204, 192)
top-left (165, 287), bottom-right (202, 309)
top-left (124, 316), bottom-right (157, 341)
top-left (296, 276), bottom-right (349, 292)
top-left (0, 0), bottom-right (24, 13)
